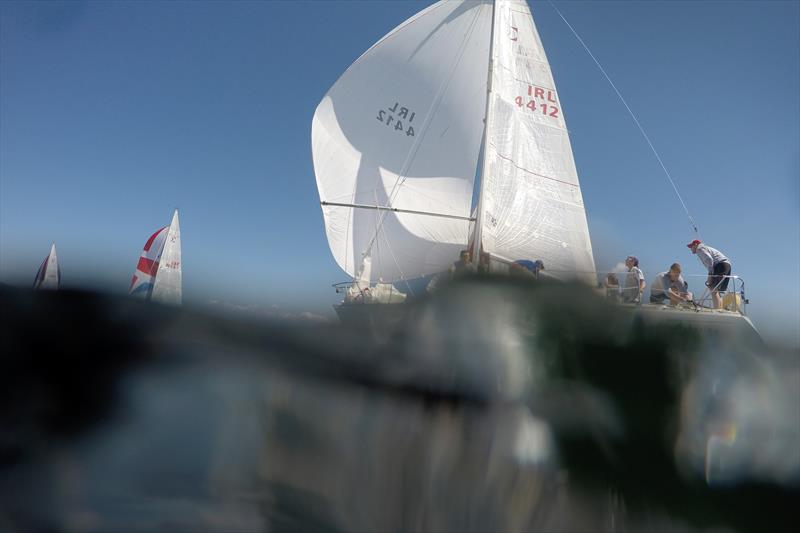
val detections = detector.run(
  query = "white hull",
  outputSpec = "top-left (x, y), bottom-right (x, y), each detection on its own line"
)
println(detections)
top-left (335, 297), bottom-right (762, 347)
top-left (626, 303), bottom-right (762, 347)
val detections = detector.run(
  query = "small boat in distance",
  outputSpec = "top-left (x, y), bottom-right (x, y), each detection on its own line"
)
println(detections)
top-left (33, 243), bottom-right (60, 290)
top-left (129, 209), bottom-right (182, 305)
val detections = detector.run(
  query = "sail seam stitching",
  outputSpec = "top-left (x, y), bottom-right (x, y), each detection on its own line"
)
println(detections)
top-left (489, 146), bottom-right (580, 188)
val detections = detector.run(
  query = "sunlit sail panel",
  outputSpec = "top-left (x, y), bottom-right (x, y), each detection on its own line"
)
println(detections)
top-left (33, 243), bottom-right (60, 290)
top-left (151, 210), bottom-right (182, 305)
top-left (312, 0), bottom-right (492, 282)
top-left (480, 0), bottom-right (595, 279)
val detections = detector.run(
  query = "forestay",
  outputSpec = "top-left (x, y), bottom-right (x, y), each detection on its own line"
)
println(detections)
top-left (478, 0), bottom-right (595, 280)
top-left (312, 0), bottom-right (492, 283)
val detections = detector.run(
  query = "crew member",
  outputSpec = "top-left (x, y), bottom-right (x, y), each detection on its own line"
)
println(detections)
top-left (622, 255), bottom-right (645, 304)
top-left (687, 239), bottom-right (731, 309)
top-left (650, 262), bottom-right (691, 305)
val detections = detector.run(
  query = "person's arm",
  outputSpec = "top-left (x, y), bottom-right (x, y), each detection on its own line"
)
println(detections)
top-left (632, 270), bottom-right (644, 301)
top-left (667, 287), bottom-right (686, 301)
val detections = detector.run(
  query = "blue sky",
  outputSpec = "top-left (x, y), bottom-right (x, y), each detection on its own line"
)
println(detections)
top-left (1, 1), bottom-right (798, 345)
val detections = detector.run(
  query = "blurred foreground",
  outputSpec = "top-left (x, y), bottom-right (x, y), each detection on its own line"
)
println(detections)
top-left (0, 280), bottom-right (797, 532)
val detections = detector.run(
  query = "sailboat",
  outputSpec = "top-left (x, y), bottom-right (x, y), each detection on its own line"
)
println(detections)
top-left (129, 209), bottom-right (182, 305)
top-left (311, 0), bottom-right (759, 343)
top-left (313, 0), bottom-right (592, 295)
top-left (33, 243), bottom-right (60, 290)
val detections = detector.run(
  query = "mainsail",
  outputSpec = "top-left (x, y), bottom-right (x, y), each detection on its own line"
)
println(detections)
top-left (33, 243), bottom-right (60, 290)
top-left (129, 209), bottom-right (182, 304)
top-left (477, 0), bottom-right (595, 279)
top-left (313, 0), bottom-right (595, 285)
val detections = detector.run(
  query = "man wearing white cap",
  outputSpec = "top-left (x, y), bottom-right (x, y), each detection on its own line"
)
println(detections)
top-left (687, 240), bottom-right (731, 309)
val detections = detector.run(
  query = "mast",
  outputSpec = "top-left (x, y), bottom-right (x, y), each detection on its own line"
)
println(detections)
top-left (471, 0), bottom-right (497, 267)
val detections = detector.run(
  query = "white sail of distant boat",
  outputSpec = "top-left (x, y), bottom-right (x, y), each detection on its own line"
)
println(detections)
top-left (151, 210), bottom-right (182, 304)
top-left (129, 209), bottom-right (182, 305)
top-left (312, 0), bottom-right (595, 289)
top-left (33, 243), bottom-right (60, 290)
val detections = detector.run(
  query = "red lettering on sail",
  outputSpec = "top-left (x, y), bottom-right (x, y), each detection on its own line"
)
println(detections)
top-left (517, 86), bottom-right (560, 121)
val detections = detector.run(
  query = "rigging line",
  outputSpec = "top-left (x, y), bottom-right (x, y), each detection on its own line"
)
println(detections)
top-left (369, 184), bottom-right (413, 296)
top-left (368, 191), bottom-right (414, 299)
top-left (378, 222), bottom-right (415, 297)
top-left (321, 201), bottom-right (476, 222)
top-left (545, 0), bottom-right (700, 235)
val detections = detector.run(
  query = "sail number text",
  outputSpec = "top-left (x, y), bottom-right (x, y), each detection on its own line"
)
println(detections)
top-left (376, 102), bottom-right (416, 137)
top-left (515, 85), bottom-right (559, 119)
top-left (163, 260), bottom-right (180, 269)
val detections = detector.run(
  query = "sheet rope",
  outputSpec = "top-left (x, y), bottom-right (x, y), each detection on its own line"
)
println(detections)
top-left (546, 0), bottom-right (700, 236)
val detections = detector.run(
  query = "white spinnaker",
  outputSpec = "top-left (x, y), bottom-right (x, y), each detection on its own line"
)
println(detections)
top-left (151, 209), bottom-right (182, 305)
top-left (312, 0), bottom-right (492, 283)
top-left (479, 0), bottom-right (595, 280)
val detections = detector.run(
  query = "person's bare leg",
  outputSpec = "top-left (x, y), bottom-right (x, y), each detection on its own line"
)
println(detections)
top-left (712, 291), bottom-right (722, 309)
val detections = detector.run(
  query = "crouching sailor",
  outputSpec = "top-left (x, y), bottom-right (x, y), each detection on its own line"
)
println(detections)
top-left (510, 259), bottom-right (544, 280)
top-left (650, 262), bottom-right (692, 306)
top-left (687, 239), bottom-right (732, 309)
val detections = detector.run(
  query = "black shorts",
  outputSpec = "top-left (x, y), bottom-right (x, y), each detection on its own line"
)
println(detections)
top-left (708, 261), bottom-right (731, 292)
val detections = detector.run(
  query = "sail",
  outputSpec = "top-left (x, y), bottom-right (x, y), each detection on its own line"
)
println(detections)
top-left (151, 210), bottom-right (182, 305)
top-left (33, 243), bottom-right (60, 290)
top-left (312, 0), bottom-right (493, 282)
top-left (129, 225), bottom-right (169, 299)
top-left (478, 0), bottom-right (595, 279)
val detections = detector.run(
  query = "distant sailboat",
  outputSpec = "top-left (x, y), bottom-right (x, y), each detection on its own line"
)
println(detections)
top-left (33, 243), bottom-right (60, 290)
top-left (129, 209), bottom-right (182, 305)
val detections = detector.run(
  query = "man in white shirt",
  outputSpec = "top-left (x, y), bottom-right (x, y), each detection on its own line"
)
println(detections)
top-left (687, 239), bottom-right (732, 309)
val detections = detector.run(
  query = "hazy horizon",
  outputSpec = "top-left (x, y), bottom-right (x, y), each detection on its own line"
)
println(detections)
top-left (1, 1), bottom-right (798, 346)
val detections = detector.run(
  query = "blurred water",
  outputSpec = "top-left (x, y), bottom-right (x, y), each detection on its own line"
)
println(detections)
top-left (0, 279), bottom-right (797, 532)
